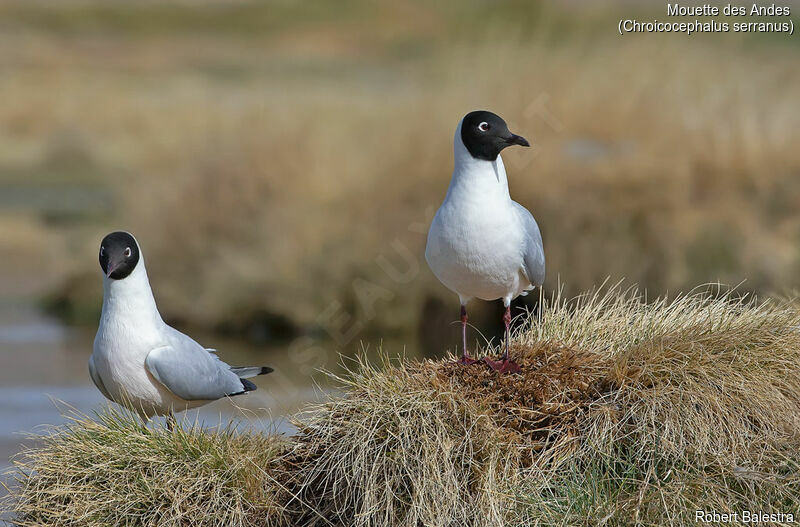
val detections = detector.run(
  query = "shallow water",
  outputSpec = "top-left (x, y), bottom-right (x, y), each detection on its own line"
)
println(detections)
top-left (0, 298), bottom-right (418, 513)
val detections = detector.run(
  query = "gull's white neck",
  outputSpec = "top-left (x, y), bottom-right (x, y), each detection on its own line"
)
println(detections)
top-left (445, 120), bottom-right (511, 203)
top-left (101, 257), bottom-right (163, 328)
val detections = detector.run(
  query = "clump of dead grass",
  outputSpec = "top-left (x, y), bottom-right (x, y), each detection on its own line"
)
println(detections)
top-left (279, 358), bottom-right (521, 526)
top-left (7, 286), bottom-right (800, 526)
top-left (6, 408), bottom-right (287, 527)
top-left (276, 286), bottom-right (800, 526)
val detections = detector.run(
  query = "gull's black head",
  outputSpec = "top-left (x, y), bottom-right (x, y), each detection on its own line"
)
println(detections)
top-left (460, 110), bottom-right (529, 161)
top-left (99, 231), bottom-right (140, 280)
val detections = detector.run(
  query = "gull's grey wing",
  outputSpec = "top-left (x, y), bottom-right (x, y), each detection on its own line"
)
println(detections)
top-left (144, 330), bottom-right (246, 402)
top-left (88, 354), bottom-right (113, 402)
top-left (513, 201), bottom-right (545, 286)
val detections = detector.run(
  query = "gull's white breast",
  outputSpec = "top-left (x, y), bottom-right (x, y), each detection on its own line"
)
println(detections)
top-left (425, 160), bottom-right (530, 302)
top-left (91, 264), bottom-right (200, 417)
top-left (92, 319), bottom-right (177, 415)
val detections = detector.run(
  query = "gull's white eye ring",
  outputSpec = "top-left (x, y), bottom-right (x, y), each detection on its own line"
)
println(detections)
top-left (124, 247), bottom-right (132, 258)
top-left (100, 246), bottom-right (105, 256)
top-left (478, 122), bottom-right (490, 132)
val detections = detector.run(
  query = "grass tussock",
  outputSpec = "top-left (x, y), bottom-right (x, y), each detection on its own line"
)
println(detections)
top-left (278, 287), bottom-right (800, 526)
top-left (7, 287), bottom-right (800, 526)
top-left (6, 410), bottom-right (286, 527)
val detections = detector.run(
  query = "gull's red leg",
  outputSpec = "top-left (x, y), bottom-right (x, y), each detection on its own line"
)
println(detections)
top-left (503, 304), bottom-right (511, 360)
top-left (485, 303), bottom-right (521, 374)
top-left (457, 304), bottom-right (479, 365)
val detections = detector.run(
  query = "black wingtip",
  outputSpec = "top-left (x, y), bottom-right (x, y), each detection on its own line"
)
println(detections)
top-left (240, 378), bottom-right (257, 393)
top-left (260, 366), bottom-right (274, 375)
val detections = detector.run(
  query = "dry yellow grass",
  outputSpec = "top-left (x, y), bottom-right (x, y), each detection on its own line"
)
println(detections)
top-left (0, 1), bottom-right (798, 335)
top-left (8, 286), bottom-right (800, 526)
top-left (278, 286), bottom-right (800, 525)
top-left (6, 410), bottom-right (287, 527)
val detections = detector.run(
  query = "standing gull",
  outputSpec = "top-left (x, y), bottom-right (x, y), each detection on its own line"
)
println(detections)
top-left (88, 231), bottom-right (273, 422)
top-left (425, 110), bottom-right (545, 374)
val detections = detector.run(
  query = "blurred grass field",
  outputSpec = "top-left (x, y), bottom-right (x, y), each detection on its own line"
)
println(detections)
top-left (1, 0), bottom-right (799, 346)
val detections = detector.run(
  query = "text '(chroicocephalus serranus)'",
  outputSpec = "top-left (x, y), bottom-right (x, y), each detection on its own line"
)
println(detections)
top-left (425, 110), bottom-right (545, 374)
top-left (88, 231), bottom-right (273, 422)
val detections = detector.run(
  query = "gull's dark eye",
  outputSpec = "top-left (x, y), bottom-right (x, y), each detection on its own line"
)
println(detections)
top-left (100, 246), bottom-right (105, 256)
top-left (478, 122), bottom-right (490, 132)
top-left (124, 247), bottom-right (132, 258)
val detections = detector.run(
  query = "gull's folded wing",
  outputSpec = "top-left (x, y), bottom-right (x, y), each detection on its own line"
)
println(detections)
top-left (144, 341), bottom-right (245, 402)
top-left (513, 201), bottom-right (546, 287)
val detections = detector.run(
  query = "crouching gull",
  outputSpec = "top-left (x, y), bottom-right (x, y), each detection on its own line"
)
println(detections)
top-left (425, 110), bottom-right (545, 374)
top-left (88, 231), bottom-right (273, 422)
